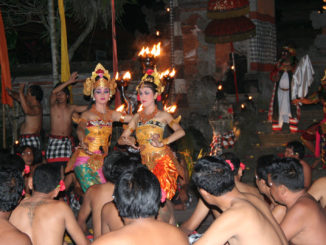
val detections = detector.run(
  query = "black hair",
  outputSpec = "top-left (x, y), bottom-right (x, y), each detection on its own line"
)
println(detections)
top-left (33, 164), bottom-right (61, 193)
top-left (139, 81), bottom-right (158, 95)
top-left (102, 151), bottom-right (140, 183)
top-left (113, 165), bottom-right (161, 219)
top-left (192, 156), bottom-right (235, 196)
top-left (0, 153), bottom-right (25, 174)
top-left (269, 158), bottom-right (304, 191)
top-left (54, 83), bottom-right (70, 102)
top-left (29, 85), bottom-right (43, 102)
top-left (15, 145), bottom-right (39, 166)
top-left (286, 140), bottom-right (305, 159)
top-left (220, 152), bottom-right (240, 176)
top-left (256, 154), bottom-right (278, 183)
top-left (0, 168), bottom-right (24, 212)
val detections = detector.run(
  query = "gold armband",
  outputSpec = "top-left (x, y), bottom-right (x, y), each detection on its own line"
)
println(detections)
top-left (162, 138), bottom-right (169, 146)
top-left (168, 115), bottom-right (181, 128)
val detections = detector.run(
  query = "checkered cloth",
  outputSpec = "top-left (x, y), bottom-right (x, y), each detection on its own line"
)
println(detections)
top-left (46, 135), bottom-right (74, 163)
top-left (19, 134), bottom-right (41, 149)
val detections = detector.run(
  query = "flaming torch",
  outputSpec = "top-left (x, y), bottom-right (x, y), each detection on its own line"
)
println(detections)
top-left (138, 42), bottom-right (161, 74)
top-left (116, 71), bottom-right (132, 114)
top-left (160, 68), bottom-right (176, 105)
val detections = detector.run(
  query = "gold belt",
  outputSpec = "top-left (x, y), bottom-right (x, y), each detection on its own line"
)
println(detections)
top-left (279, 87), bottom-right (289, 91)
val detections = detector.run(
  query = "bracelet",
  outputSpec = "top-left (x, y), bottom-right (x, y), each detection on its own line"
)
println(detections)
top-left (119, 113), bottom-right (126, 123)
top-left (162, 138), bottom-right (169, 146)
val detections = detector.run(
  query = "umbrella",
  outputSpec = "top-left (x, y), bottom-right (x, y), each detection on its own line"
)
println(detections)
top-left (207, 0), bottom-right (249, 19)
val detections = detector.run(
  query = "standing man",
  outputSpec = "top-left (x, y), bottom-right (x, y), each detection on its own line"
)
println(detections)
top-left (46, 72), bottom-right (87, 168)
top-left (7, 83), bottom-right (43, 149)
top-left (268, 45), bottom-right (298, 132)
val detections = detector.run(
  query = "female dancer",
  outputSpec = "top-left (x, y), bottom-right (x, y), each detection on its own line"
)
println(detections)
top-left (118, 69), bottom-right (185, 211)
top-left (73, 64), bottom-right (132, 192)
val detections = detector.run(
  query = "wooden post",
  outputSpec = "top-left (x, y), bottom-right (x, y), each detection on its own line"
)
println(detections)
top-left (2, 104), bottom-right (6, 149)
top-left (230, 42), bottom-right (239, 103)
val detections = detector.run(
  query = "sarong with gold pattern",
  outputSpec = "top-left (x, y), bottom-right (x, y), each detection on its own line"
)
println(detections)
top-left (136, 119), bottom-right (179, 200)
top-left (74, 119), bottom-right (112, 192)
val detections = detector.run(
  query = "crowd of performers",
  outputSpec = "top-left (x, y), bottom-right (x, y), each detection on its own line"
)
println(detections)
top-left (1, 62), bottom-right (326, 244)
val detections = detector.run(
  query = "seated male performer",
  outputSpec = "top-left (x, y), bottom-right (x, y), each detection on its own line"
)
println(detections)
top-left (93, 166), bottom-right (188, 245)
top-left (0, 168), bottom-right (31, 245)
top-left (181, 152), bottom-right (264, 235)
top-left (269, 158), bottom-right (326, 244)
top-left (78, 151), bottom-right (140, 239)
top-left (10, 164), bottom-right (90, 245)
top-left (192, 156), bottom-right (287, 245)
top-left (255, 154), bottom-right (287, 223)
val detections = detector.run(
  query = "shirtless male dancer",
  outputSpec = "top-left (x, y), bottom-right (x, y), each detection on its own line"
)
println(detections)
top-left (46, 72), bottom-right (87, 167)
top-left (78, 151), bottom-right (140, 239)
top-left (0, 167), bottom-right (31, 245)
top-left (10, 164), bottom-right (90, 245)
top-left (192, 156), bottom-right (287, 245)
top-left (7, 83), bottom-right (43, 149)
top-left (93, 166), bottom-right (188, 245)
top-left (180, 152), bottom-right (264, 235)
top-left (268, 158), bottom-right (326, 244)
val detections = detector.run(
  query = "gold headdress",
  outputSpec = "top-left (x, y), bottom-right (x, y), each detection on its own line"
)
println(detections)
top-left (322, 69), bottom-right (326, 85)
top-left (136, 68), bottom-right (164, 95)
top-left (282, 46), bottom-right (296, 56)
top-left (83, 63), bottom-right (117, 98)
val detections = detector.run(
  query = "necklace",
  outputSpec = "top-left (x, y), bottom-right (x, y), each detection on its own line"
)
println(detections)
top-left (91, 105), bottom-right (111, 121)
top-left (139, 106), bottom-right (158, 124)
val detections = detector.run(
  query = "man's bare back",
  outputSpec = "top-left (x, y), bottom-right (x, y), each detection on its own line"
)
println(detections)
top-left (196, 196), bottom-right (287, 245)
top-left (101, 201), bottom-right (123, 234)
top-left (93, 218), bottom-right (188, 245)
top-left (281, 193), bottom-right (326, 245)
top-left (78, 182), bottom-right (115, 239)
top-left (308, 176), bottom-right (326, 208)
top-left (0, 219), bottom-right (31, 245)
top-left (10, 196), bottom-right (89, 245)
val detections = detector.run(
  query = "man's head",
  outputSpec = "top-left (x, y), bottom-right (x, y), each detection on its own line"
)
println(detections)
top-left (102, 151), bottom-right (140, 184)
top-left (54, 83), bottom-right (70, 104)
top-left (285, 141), bottom-right (305, 159)
top-left (113, 166), bottom-right (161, 219)
top-left (28, 85), bottom-right (43, 102)
top-left (33, 164), bottom-right (61, 195)
top-left (0, 168), bottom-right (24, 212)
top-left (255, 154), bottom-right (277, 196)
top-left (192, 156), bottom-right (235, 199)
top-left (0, 153), bottom-right (25, 175)
top-left (268, 158), bottom-right (304, 205)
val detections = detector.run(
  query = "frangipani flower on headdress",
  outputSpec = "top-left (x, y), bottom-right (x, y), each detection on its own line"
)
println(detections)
top-left (83, 63), bottom-right (117, 98)
top-left (136, 67), bottom-right (165, 95)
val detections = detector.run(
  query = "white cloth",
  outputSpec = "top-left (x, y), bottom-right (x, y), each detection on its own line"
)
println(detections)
top-left (292, 54), bottom-right (314, 99)
top-left (278, 72), bottom-right (291, 127)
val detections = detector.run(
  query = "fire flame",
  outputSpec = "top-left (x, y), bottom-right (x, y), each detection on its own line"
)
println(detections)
top-left (164, 104), bottom-right (177, 113)
top-left (116, 104), bottom-right (125, 112)
top-left (115, 72), bottom-right (119, 80)
top-left (137, 104), bottom-right (144, 112)
top-left (123, 71), bottom-right (131, 80)
top-left (138, 42), bottom-right (161, 57)
top-left (160, 69), bottom-right (170, 79)
top-left (169, 68), bottom-right (176, 77)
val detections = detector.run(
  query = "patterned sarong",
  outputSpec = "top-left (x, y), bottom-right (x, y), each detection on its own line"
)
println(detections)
top-left (46, 135), bottom-right (74, 163)
top-left (19, 134), bottom-right (41, 149)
